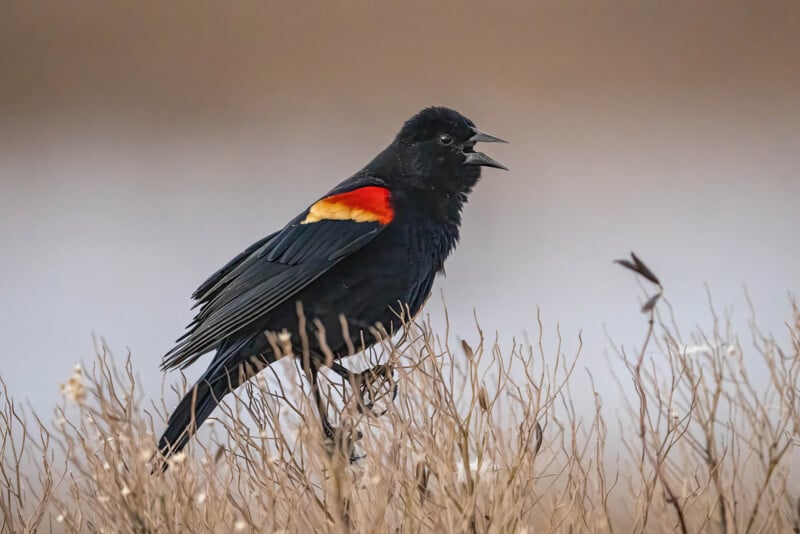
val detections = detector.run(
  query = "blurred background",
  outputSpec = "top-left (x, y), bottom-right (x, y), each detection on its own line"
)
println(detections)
top-left (1, 1), bottom-right (798, 417)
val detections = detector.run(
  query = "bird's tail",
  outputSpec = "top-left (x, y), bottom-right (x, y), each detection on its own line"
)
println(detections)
top-left (156, 334), bottom-right (273, 471)
top-left (156, 375), bottom-right (229, 470)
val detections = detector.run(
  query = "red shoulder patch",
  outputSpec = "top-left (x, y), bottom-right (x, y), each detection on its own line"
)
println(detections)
top-left (302, 186), bottom-right (394, 225)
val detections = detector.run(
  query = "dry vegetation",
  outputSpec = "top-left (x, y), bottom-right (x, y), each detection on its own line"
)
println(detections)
top-left (2, 259), bottom-right (799, 533)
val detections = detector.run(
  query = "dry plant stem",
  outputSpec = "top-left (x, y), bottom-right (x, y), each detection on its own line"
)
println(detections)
top-left (614, 254), bottom-right (691, 534)
top-left (1, 293), bottom-right (799, 532)
top-left (626, 294), bottom-right (689, 534)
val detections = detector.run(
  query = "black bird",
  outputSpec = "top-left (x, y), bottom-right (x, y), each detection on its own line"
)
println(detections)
top-left (158, 107), bottom-right (506, 463)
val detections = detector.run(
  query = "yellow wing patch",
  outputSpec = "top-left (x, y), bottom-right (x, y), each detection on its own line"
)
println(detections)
top-left (301, 186), bottom-right (394, 225)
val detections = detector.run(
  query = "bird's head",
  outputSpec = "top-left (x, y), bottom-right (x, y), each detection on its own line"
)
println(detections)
top-left (379, 107), bottom-right (507, 195)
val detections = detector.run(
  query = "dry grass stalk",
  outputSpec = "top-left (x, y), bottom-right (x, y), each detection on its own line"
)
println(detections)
top-left (1, 284), bottom-right (798, 532)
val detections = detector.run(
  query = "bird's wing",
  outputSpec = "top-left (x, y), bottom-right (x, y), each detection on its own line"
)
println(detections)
top-left (161, 182), bottom-right (394, 371)
top-left (190, 231), bottom-right (279, 303)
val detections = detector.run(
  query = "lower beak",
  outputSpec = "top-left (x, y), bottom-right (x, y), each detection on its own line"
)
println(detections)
top-left (463, 129), bottom-right (509, 170)
top-left (463, 151), bottom-right (508, 170)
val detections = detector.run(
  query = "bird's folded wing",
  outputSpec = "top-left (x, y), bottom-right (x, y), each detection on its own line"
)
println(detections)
top-left (190, 231), bottom-right (279, 303)
top-left (161, 184), bottom-right (391, 371)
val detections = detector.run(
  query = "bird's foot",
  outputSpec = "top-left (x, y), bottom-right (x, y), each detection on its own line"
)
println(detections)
top-left (354, 363), bottom-right (398, 416)
top-left (321, 419), bottom-right (364, 463)
top-left (330, 362), bottom-right (398, 416)
top-left (318, 361), bottom-right (398, 463)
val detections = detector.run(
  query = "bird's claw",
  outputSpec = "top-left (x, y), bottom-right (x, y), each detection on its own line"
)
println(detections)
top-left (353, 363), bottom-right (398, 416)
top-left (319, 361), bottom-right (398, 463)
top-left (322, 421), bottom-right (364, 463)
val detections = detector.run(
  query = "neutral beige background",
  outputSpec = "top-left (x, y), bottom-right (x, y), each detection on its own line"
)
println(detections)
top-left (1, 1), bottom-right (798, 413)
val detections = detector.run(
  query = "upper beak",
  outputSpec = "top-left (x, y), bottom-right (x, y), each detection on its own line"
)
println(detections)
top-left (463, 129), bottom-right (509, 170)
top-left (469, 130), bottom-right (508, 144)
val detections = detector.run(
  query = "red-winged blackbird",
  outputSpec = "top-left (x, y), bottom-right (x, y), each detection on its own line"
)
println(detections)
top-left (158, 107), bottom-right (506, 463)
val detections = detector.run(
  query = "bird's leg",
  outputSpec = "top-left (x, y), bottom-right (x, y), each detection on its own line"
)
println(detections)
top-left (329, 361), bottom-right (398, 416)
top-left (301, 353), bottom-right (334, 437)
top-left (303, 355), bottom-right (362, 462)
top-left (309, 363), bottom-right (335, 437)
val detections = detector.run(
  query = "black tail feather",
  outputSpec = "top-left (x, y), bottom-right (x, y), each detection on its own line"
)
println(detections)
top-left (157, 334), bottom-right (271, 472)
top-left (157, 377), bottom-right (229, 470)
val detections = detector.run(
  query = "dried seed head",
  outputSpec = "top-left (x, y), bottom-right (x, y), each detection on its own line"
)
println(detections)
top-left (415, 461), bottom-right (429, 495)
top-left (167, 451), bottom-right (187, 468)
top-left (478, 386), bottom-right (490, 412)
top-left (60, 364), bottom-right (87, 403)
top-left (462, 340), bottom-right (474, 360)
top-left (641, 293), bottom-right (661, 313)
top-left (278, 330), bottom-right (293, 356)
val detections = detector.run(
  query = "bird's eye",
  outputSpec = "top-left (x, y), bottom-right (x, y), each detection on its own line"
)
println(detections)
top-left (438, 133), bottom-right (453, 145)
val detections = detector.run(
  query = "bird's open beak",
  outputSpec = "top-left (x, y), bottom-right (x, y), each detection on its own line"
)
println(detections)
top-left (463, 129), bottom-right (509, 170)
